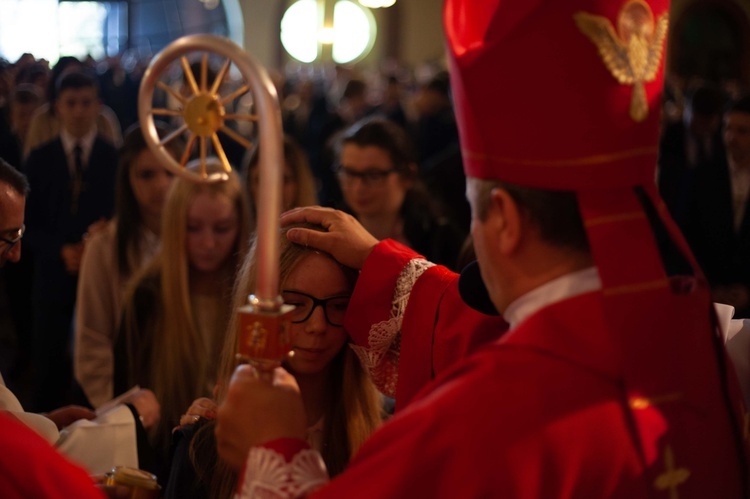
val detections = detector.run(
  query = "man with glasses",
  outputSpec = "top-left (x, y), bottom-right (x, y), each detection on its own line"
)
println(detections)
top-left (0, 159), bottom-right (93, 443)
top-left (0, 224), bottom-right (23, 266)
top-left (0, 159), bottom-right (94, 496)
top-left (0, 158), bottom-right (27, 267)
top-left (0, 158), bottom-right (155, 495)
top-left (0, 157), bottom-right (97, 433)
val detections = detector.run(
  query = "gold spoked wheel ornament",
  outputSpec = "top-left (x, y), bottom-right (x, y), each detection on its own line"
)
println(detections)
top-left (138, 34), bottom-right (282, 184)
top-left (139, 35), bottom-right (291, 370)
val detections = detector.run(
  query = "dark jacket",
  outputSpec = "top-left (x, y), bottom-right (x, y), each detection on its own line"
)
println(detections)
top-left (24, 136), bottom-right (116, 301)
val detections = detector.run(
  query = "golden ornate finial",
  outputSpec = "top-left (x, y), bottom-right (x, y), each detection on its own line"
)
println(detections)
top-left (654, 445), bottom-right (690, 499)
top-left (574, 0), bottom-right (668, 122)
top-left (248, 321), bottom-right (268, 350)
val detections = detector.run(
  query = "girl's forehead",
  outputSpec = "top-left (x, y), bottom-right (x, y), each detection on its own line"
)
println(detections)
top-left (187, 191), bottom-right (235, 214)
top-left (284, 252), bottom-right (349, 289)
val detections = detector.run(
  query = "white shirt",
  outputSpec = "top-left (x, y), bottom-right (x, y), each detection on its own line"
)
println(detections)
top-left (60, 127), bottom-right (97, 176)
top-left (503, 267), bottom-right (602, 329)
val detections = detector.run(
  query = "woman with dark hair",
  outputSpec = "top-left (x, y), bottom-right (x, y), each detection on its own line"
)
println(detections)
top-left (244, 135), bottom-right (318, 231)
top-left (335, 117), bottom-right (463, 269)
top-left (74, 124), bottom-right (179, 408)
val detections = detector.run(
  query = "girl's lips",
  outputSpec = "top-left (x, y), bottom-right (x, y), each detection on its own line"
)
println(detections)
top-left (196, 254), bottom-right (220, 263)
top-left (294, 346), bottom-right (324, 353)
top-left (351, 198), bottom-right (372, 208)
top-left (293, 346), bottom-right (325, 356)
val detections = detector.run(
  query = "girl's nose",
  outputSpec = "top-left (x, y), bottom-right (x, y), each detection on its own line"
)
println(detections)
top-left (304, 305), bottom-right (327, 334)
top-left (201, 230), bottom-right (217, 248)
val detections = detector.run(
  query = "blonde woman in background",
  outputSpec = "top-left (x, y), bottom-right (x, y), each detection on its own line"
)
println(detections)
top-left (114, 162), bottom-right (250, 477)
top-left (164, 224), bottom-right (382, 499)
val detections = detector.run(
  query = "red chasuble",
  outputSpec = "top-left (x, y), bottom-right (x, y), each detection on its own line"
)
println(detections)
top-left (237, 0), bottom-right (750, 494)
top-left (323, 243), bottom-right (744, 498)
top-left (0, 412), bottom-right (103, 499)
top-left (238, 240), bottom-right (746, 497)
top-left (344, 239), bottom-right (507, 409)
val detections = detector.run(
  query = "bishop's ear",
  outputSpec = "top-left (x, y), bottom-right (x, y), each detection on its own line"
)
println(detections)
top-left (488, 187), bottom-right (524, 255)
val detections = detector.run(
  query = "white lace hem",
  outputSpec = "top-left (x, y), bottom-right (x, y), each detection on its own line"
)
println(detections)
top-left (235, 447), bottom-right (328, 499)
top-left (350, 258), bottom-right (435, 397)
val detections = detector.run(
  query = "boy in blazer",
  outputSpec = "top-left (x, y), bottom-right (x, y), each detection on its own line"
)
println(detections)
top-left (24, 70), bottom-right (117, 411)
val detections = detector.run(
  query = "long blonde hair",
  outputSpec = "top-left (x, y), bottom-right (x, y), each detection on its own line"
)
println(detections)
top-left (122, 164), bottom-right (250, 454)
top-left (191, 223), bottom-right (382, 497)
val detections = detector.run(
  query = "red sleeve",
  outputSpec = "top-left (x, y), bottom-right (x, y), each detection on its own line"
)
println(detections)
top-left (344, 239), bottom-right (507, 409)
top-left (344, 239), bottom-right (422, 348)
top-left (397, 265), bottom-right (508, 408)
top-left (0, 413), bottom-right (104, 499)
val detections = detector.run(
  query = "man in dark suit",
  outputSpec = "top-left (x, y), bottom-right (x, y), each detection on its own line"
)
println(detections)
top-left (24, 70), bottom-right (116, 411)
top-left (657, 84), bottom-right (725, 227)
top-left (684, 95), bottom-right (750, 317)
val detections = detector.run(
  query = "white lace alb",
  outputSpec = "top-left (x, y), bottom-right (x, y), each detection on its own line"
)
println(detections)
top-left (235, 447), bottom-right (328, 499)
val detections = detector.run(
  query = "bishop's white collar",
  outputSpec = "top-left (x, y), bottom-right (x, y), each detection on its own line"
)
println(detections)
top-left (503, 267), bottom-right (601, 329)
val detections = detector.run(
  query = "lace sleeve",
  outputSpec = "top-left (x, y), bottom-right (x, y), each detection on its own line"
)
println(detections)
top-left (234, 447), bottom-right (328, 499)
top-left (349, 259), bottom-right (435, 397)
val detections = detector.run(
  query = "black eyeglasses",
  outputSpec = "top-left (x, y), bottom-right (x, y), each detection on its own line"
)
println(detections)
top-left (336, 166), bottom-right (396, 188)
top-left (1, 224), bottom-right (24, 257)
top-left (281, 290), bottom-right (350, 327)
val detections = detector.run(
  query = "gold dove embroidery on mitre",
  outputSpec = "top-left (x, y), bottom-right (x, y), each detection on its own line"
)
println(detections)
top-left (574, 0), bottom-right (668, 122)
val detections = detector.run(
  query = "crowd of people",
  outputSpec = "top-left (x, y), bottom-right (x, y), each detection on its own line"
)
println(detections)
top-left (658, 81), bottom-right (750, 317)
top-left (0, 50), bottom-right (469, 400)
top-left (1, 0), bottom-right (750, 496)
top-left (0, 39), bottom-right (470, 496)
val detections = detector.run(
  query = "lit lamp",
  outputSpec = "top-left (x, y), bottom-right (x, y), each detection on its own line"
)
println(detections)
top-left (319, 27), bottom-right (336, 45)
top-left (359, 0), bottom-right (396, 7)
top-left (281, 0), bottom-right (376, 64)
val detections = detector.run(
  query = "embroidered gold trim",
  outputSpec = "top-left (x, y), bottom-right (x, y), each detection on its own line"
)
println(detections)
top-left (603, 279), bottom-right (668, 296)
top-left (463, 146), bottom-right (657, 168)
top-left (654, 445), bottom-right (690, 499)
top-left (585, 211), bottom-right (646, 228)
top-left (574, 0), bottom-right (669, 122)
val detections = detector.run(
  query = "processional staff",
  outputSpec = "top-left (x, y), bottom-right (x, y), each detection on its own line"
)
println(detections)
top-left (137, 34), bottom-right (294, 372)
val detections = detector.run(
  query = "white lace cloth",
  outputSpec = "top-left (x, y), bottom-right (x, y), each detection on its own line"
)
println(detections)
top-left (350, 259), bottom-right (435, 397)
top-left (235, 447), bottom-right (328, 499)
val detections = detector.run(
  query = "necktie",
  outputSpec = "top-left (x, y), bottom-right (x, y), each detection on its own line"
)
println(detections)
top-left (71, 143), bottom-right (84, 214)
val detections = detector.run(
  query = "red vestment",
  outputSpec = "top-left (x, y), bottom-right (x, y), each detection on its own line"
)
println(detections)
top-left (236, 0), bottom-right (750, 494)
top-left (345, 240), bottom-right (506, 408)
top-left (238, 241), bottom-right (747, 497)
top-left (0, 412), bottom-right (103, 499)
